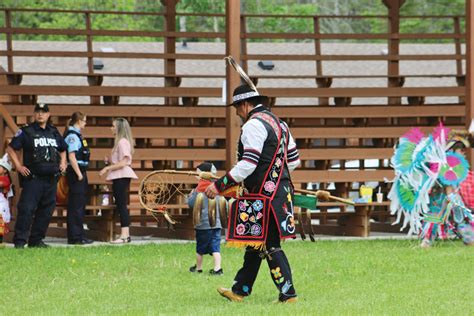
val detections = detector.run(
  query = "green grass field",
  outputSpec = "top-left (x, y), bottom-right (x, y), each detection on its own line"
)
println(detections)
top-left (1, 239), bottom-right (473, 315)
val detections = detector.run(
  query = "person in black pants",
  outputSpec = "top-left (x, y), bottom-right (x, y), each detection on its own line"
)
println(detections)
top-left (7, 103), bottom-right (67, 248)
top-left (231, 214), bottom-right (294, 298)
top-left (99, 118), bottom-right (138, 244)
top-left (64, 112), bottom-right (93, 245)
top-left (205, 84), bottom-right (303, 303)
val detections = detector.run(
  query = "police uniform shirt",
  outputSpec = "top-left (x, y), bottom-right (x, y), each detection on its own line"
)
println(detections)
top-left (228, 104), bottom-right (300, 182)
top-left (9, 122), bottom-right (67, 175)
top-left (65, 126), bottom-right (88, 167)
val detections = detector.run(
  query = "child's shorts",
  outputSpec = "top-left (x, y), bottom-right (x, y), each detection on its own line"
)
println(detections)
top-left (195, 228), bottom-right (221, 255)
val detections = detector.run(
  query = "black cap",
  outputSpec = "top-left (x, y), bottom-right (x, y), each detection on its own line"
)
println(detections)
top-left (229, 84), bottom-right (268, 107)
top-left (34, 103), bottom-right (49, 112)
top-left (196, 162), bottom-right (216, 175)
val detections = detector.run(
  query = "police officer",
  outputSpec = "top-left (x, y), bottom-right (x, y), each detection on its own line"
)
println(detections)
top-left (7, 103), bottom-right (67, 248)
top-left (64, 112), bottom-right (93, 245)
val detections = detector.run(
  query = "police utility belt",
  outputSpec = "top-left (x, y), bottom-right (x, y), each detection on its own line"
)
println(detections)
top-left (68, 164), bottom-right (88, 171)
top-left (22, 172), bottom-right (60, 183)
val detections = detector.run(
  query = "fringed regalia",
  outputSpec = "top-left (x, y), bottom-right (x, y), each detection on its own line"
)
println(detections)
top-left (388, 124), bottom-right (474, 244)
top-left (421, 186), bottom-right (474, 244)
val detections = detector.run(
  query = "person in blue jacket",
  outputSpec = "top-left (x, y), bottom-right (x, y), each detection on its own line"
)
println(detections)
top-left (64, 112), bottom-right (93, 245)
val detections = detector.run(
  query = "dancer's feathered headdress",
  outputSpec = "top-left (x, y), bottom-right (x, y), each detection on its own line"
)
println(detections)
top-left (224, 56), bottom-right (258, 93)
top-left (224, 56), bottom-right (269, 107)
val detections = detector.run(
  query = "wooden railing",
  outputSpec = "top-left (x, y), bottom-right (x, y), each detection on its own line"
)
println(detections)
top-left (0, 3), bottom-right (468, 238)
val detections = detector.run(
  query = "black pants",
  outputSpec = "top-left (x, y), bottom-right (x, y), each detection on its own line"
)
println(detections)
top-left (14, 176), bottom-right (57, 246)
top-left (112, 178), bottom-right (131, 227)
top-left (66, 167), bottom-right (88, 242)
top-left (231, 213), bottom-right (297, 301)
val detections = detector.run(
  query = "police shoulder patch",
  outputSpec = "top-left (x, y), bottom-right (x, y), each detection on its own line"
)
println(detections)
top-left (67, 136), bottom-right (76, 144)
top-left (14, 129), bottom-right (23, 137)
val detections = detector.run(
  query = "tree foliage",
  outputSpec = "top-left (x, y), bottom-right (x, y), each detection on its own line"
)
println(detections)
top-left (0, 0), bottom-right (466, 42)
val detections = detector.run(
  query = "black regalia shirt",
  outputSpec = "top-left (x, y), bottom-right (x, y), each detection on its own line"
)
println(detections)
top-left (214, 105), bottom-right (301, 241)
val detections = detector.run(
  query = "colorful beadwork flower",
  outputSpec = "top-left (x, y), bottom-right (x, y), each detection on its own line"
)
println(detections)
top-left (275, 158), bottom-right (282, 167)
top-left (250, 224), bottom-right (262, 236)
top-left (271, 267), bottom-right (282, 279)
top-left (281, 280), bottom-right (292, 294)
top-left (252, 200), bottom-right (263, 211)
top-left (240, 212), bottom-right (249, 222)
top-left (236, 224), bottom-right (245, 235)
top-left (264, 181), bottom-right (276, 193)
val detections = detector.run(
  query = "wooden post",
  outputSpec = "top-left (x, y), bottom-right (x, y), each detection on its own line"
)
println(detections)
top-left (382, 0), bottom-right (405, 148)
top-left (4, 10), bottom-right (20, 105)
top-left (313, 17), bottom-right (334, 108)
top-left (240, 15), bottom-right (248, 72)
top-left (84, 11), bottom-right (102, 206)
top-left (454, 17), bottom-right (465, 105)
top-left (313, 16), bottom-right (322, 77)
top-left (225, 0), bottom-right (241, 169)
top-left (85, 12), bottom-right (93, 74)
top-left (466, 0), bottom-right (474, 166)
top-left (162, 0), bottom-right (179, 106)
top-left (85, 13), bottom-right (102, 106)
top-left (454, 17), bottom-right (463, 76)
top-left (383, 0), bottom-right (405, 102)
top-left (5, 10), bottom-right (13, 72)
top-left (161, 0), bottom-right (179, 171)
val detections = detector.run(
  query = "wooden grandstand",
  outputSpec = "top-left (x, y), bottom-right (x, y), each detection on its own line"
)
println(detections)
top-left (1, 0), bottom-right (474, 240)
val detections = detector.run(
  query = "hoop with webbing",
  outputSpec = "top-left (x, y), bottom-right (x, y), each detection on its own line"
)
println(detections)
top-left (138, 169), bottom-right (240, 226)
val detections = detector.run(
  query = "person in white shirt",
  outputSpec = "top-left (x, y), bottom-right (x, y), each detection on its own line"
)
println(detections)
top-left (206, 84), bottom-right (300, 303)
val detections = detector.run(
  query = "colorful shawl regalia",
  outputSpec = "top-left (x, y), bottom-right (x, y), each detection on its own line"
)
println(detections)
top-left (388, 123), bottom-right (470, 236)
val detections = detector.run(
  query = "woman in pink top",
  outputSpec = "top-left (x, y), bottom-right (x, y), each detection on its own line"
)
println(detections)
top-left (99, 118), bottom-right (137, 244)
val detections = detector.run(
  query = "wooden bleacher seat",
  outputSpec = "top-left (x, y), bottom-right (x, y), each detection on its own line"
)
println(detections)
top-left (50, 205), bottom-right (116, 241)
top-left (0, 7), bottom-right (467, 239)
